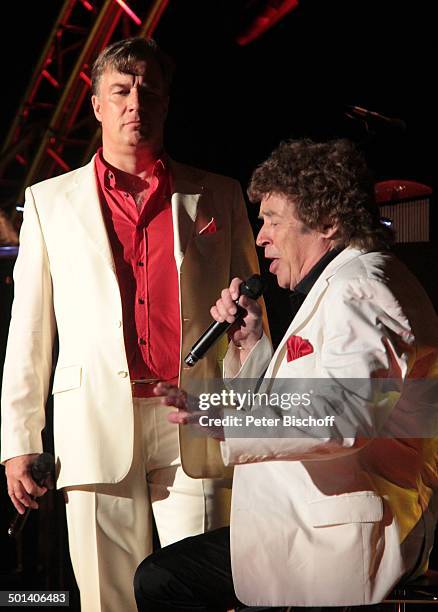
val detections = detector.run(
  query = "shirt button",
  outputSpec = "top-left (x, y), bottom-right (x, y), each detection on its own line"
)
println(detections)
top-left (139, 338), bottom-right (146, 346)
top-left (118, 371), bottom-right (128, 378)
top-left (138, 298), bottom-right (145, 305)
top-left (116, 320), bottom-right (122, 328)
top-left (137, 261), bottom-right (144, 267)
top-left (124, 192), bottom-right (129, 198)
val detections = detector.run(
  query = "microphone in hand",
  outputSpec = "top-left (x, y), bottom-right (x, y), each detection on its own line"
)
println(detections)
top-left (8, 452), bottom-right (55, 538)
top-left (184, 274), bottom-right (265, 367)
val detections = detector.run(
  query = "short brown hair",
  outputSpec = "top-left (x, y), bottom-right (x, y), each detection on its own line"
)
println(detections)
top-left (91, 37), bottom-right (174, 96)
top-left (248, 139), bottom-right (394, 250)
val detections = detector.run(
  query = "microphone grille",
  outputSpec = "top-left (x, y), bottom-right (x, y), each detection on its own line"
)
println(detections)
top-left (31, 452), bottom-right (55, 485)
top-left (240, 274), bottom-right (265, 300)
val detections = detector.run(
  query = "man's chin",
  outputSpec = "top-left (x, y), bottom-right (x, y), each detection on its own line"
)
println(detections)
top-left (124, 125), bottom-right (153, 141)
top-left (274, 274), bottom-right (289, 290)
top-left (127, 133), bottom-right (151, 145)
top-left (124, 136), bottom-right (157, 152)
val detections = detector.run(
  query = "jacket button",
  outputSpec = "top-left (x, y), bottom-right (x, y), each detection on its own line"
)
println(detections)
top-left (118, 371), bottom-right (128, 378)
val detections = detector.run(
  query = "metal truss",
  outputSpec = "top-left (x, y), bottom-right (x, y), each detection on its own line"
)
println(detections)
top-left (0, 0), bottom-right (168, 218)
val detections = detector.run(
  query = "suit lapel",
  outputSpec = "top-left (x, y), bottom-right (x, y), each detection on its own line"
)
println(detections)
top-left (64, 158), bottom-right (205, 273)
top-left (266, 247), bottom-right (363, 378)
top-left (170, 160), bottom-right (204, 269)
top-left (65, 157), bottom-right (115, 272)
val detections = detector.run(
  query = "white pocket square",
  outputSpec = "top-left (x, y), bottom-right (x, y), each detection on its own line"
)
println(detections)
top-left (198, 217), bottom-right (217, 235)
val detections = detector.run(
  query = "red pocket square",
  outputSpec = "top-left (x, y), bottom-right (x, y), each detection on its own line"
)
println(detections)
top-left (286, 335), bottom-right (313, 362)
top-left (198, 217), bottom-right (217, 235)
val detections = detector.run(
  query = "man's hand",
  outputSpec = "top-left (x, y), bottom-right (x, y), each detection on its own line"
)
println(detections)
top-left (154, 382), bottom-right (224, 440)
top-left (210, 277), bottom-right (263, 359)
top-left (5, 454), bottom-right (48, 515)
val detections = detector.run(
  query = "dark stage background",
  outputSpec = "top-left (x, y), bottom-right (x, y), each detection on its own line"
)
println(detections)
top-left (0, 0), bottom-right (437, 608)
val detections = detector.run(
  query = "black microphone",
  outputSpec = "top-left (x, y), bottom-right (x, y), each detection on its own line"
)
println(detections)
top-left (184, 274), bottom-right (265, 367)
top-left (8, 452), bottom-right (55, 538)
top-left (346, 105), bottom-right (407, 131)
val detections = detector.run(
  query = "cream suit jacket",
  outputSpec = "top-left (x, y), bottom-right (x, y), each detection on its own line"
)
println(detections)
top-left (221, 247), bottom-right (438, 606)
top-left (1, 157), bottom-right (263, 488)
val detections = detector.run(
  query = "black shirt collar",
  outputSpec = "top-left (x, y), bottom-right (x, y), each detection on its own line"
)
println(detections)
top-left (288, 247), bottom-right (343, 318)
top-left (293, 247), bottom-right (343, 297)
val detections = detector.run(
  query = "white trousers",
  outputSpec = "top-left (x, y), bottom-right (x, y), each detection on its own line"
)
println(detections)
top-left (63, 397), bottom-right (232, 612)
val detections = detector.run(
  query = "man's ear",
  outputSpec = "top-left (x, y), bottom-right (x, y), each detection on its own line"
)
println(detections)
top-left (320, 221), bottom-right (339, 240)
top-left (91, 95), bottom-right (102, 122)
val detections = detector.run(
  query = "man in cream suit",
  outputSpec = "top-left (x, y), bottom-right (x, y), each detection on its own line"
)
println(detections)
top-left (1, 38), bottom-right (265, 612)
top-left (134, 139), bottom-right (438, 610)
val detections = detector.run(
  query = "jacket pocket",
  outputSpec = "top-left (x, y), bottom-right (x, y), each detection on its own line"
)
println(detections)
top-left (194, 229), bottom-right (223, 245)
top-left (52, 365), bottom-right (82, 394)
top-left (192, 230), bottom-right (225, 261)
top-left (308, 492), bottom-right (383, 527)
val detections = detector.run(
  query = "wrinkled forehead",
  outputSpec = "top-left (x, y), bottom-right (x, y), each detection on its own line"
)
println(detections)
top-left (101, 62), bottom-right (165, 94)
top-left (260, 193), bottom-right (297, 216)
top-left (99, 56), bottom-right (165, 90)
top-left (106, 57), bottom-right (160, 78)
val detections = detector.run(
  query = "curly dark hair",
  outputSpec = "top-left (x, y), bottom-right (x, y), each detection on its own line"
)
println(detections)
top-left (248, 139), bottom-right (394, 250)
top-left (91, 37), bottom-right (175, 96)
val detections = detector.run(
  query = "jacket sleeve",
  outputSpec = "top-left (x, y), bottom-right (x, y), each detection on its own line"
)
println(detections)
top-left (220, 275), bottom-right (429, 465)
top-left (1, 188), bottom-right (56, 462)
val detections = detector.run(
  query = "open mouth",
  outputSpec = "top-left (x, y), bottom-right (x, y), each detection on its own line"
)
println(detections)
top-left (268, 258), bottom-right (279, 274)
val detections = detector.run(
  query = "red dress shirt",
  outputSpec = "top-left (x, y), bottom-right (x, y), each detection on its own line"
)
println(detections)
top-left (94, 149), bottom-right (180, 395)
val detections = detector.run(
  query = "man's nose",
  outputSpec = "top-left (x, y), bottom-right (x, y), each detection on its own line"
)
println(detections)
top-left (256, 227), bottom-right (270, 247)
top-left (128, 88), bottom-right (142, 110)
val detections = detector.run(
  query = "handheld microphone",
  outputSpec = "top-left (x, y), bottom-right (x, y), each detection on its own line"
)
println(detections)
top-left (8, 452), bottom-right (55, 538)
top-left (184, 274), bottom-right (265, 367)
